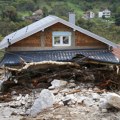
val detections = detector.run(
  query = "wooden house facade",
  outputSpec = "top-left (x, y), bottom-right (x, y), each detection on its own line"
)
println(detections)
top-left (0, 15), bottom-right (119, 66)
top-left (8, 22), bottom-right (107, 51)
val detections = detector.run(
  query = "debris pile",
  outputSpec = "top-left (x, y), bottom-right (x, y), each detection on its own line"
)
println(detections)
top-left (0, 61), bottom-right (120, 119)
top-left (2, 61), bottom-right (120, 92)
top-left (0, 79), bottom-right (120, 120)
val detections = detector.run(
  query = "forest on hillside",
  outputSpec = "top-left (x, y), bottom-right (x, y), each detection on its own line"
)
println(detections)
top-left (0, 0), bottom-right (120, 43)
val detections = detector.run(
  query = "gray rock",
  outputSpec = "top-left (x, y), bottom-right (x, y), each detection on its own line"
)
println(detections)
top-left (101, 118), bottom-right (108, 120)
top-left (69, 79), bottom-right (75, 83)
top-left (55, 115), bottom-right (63, 119)
top-left (20, 99), bottom-right (26, 105)
top-left (60, 88), bottom-right (70, 93)
top-left (62, 97), bottom-right (71, 105)
top-left (106, 93), bottom-right (120, 109)
top-left (2, 108), bottom-right (13, 118)
top-left (25, 94), bottom-right (29, 100)
top-left (11, 91), bottom-right (17, 95)
top-left (67, 83), bottom-right (76, 88)
top-left (62, 94), bottom-right (77, 105)
top-left (16, 94), bottom-right (22, 101)
top-left (84, 74), bottom-right (95, 81)
top-left (58, 101), bottom-right (64, 106)
top-left (83, 98), bottom-right (94, 107)
top-left (55, 93), bottom-right (64, 102)
top-left (50, 79), bottom-right (67, 89)
top-left (0, 80), bottom-right (4, 91)
top-left (48, 86), bottom-right (55, 90)
top-left (101, 109), bottom-right (107, 113)
top-left (93, 87), bottom-right (100, 91)
top-left (10, 100), bottom-right (23, 107)
top-left (27, 89), bottom-right (55, 117)
top-left (0, 104), bottom-right (2, 107)
top-left (76, 96), bottom-right (86, 104)
top-left (49, 89), bottom-right (59, 95)
top-left (99, 98), bottom-right (111, 109)
top-left (91, 93), bottom-right (100, 100)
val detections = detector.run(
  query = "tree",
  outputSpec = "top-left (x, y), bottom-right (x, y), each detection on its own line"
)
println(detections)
top-left (17, 0), bottom-right (36, 11)
top-left (2, 6), bottom-right (17, 21)
top-left (115, 7), bottom-right (120, 26)
top-left (115, 13), bottom-right (120, 26)
top-left (42, 7), bottom-right (48, 17)
top-left (50, 4), bottom-right (73, 17)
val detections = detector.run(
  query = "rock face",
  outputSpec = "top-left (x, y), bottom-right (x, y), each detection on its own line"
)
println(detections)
top-left (27, 89), bottom-right (55, 117)
top-left (106, 93), bottom-right (120, 109)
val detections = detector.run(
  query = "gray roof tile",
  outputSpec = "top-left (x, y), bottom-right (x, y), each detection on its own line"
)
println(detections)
top-left (0, 49), bottom-right (119, 66)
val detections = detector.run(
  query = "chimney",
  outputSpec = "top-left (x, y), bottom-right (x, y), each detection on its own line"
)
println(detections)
top-left (69, 13), bottom-right (75, 24)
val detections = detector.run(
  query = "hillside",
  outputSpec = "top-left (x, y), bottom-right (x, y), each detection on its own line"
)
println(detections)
top-left (0, 0), bottom-right (120, 43)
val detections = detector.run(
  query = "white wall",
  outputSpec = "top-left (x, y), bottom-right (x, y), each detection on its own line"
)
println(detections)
top-left (98, 12), bottom-right (103, 18)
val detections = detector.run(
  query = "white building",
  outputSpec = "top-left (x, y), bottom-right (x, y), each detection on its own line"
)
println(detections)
top-left (83, 11), bottom-right (95, 19)
top-left (98, 9), bottom-right (111, 18)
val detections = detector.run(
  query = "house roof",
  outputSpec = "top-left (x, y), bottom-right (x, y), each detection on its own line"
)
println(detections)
top-left (0, 49), bottom-right (119, 66)
top-left (0, 15), bottom-right (117, 49)
top-left (112, 48), bottom-right (120, 59)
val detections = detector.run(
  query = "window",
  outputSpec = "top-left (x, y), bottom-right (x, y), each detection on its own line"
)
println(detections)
top-left (54, 36), bottom-right (60, 45)
top-left (52, 32), bottom-right (71, 46)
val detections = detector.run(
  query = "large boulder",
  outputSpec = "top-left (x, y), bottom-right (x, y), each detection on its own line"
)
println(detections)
top-left (27, 89), bottom-right (55, 117)
top-left (106, 93), bottom-right (120, 109)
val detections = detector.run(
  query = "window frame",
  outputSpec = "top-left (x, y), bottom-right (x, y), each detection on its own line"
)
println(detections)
top-left (52, 32), bottom-right (71, 47)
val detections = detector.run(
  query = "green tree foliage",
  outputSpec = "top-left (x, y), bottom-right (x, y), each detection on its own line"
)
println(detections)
top-left (115, 7), bottom-right (120, 26)
top-left (50, 3), bottom-right (73, 18)
top-left (77, 18), bottom-right (120, 43)
top-left (0, 0), bottom-right (120, 43)
top-left (2, 6), bottom-right (17, 21)
top-left (17, 0), bottom-right (36, 11)
top-left (115, 13), bottom-right (120, 26)
top-left (42, 7), bottom-right (48, 17)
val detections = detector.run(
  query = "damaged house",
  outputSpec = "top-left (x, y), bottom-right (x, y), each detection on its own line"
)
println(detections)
top-left (0, 13), bottom-right (119, 66)
top-left (1, 14), bottom-right (120, 120)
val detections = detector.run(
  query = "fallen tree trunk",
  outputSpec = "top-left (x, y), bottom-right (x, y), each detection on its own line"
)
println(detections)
top-left (5, 61), bottom-right (80, 73)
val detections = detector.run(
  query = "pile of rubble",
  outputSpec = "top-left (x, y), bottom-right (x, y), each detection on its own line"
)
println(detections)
top-left (0, 61), bottom-right (120, 120)
top-left (0, 79), bottom-right (120, 120)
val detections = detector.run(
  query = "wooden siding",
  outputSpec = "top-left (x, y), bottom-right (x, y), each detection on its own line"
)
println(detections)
top-left (44, 31), bottom-right (52, 47)
top-left (9, 32), bottom-right (41, 47)
top-left (44, 23), bottom-right (72, 47)
top-left (75, 31), bottom-right (107, 48)
top-left (8, 22), bottom-right (108, 51)
top-left (48, 23), bottom-right (72, 31)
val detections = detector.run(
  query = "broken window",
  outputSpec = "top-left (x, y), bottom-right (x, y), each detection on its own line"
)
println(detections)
top-left (52, 32), bottom-right (71, 46)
